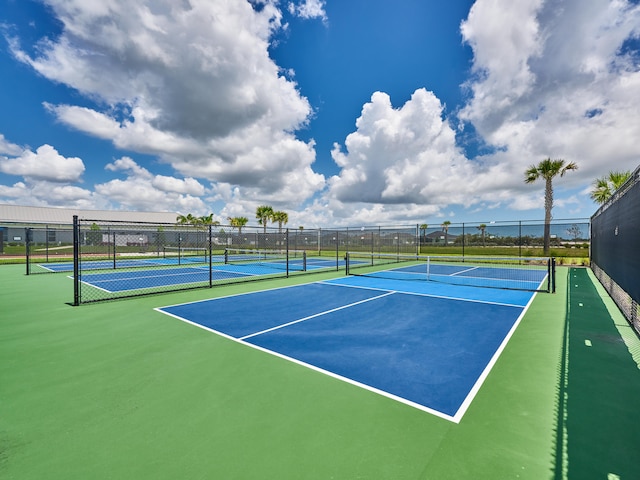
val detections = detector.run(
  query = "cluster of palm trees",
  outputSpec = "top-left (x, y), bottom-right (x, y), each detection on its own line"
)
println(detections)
top-left (175, 213), bottom-right (219, 227)
top-left (176, 205), bottom-right (289, 235)
top-left (590, 170), bottom-right (632, 204)
top-left (255, 205), bottom-right (289, 233)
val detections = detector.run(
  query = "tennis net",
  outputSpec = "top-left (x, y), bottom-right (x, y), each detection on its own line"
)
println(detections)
top-left (224, 248), bottom-right (307, 272)
top-left (345, 252), bottom-right (555, 292)
top-left (163, 246), bottom-right (209, 264)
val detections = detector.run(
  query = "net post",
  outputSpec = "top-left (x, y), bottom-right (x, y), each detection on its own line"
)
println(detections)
top-left (112, 231), bottom-right (116, 269)
top-left (345, 252), bottom-right (350, 276)
top-left (303, 251), bottom-right (307, 272)
top-left (224, 248), bottom-right (229, 264)
top-left (426, 255), bottom-right (430, 281)
top-left (462, 223), bottom-right (465, 259)
top-left (551, 257), bottom-right (556, 293)
top-left (45, 225), bottom-right (49, 263)
top-left (73, 215), bottom-right (80, 306)
top-left (208, 224), bottom-right (213, 288)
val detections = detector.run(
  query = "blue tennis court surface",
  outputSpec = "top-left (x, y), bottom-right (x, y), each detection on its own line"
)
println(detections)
top-left (54, 257), bottom-right (338, 292)
top-left (157, 278), bottom-right (537, 422)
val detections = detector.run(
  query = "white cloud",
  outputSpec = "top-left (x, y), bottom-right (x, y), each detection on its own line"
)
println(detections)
top-left (0, 144), bottom-right (85, 182)
top-left (0, 180), bottom-right (97, 209)
top-left (288, 0), bottom-right (328, 23)
top-left (97, 157), bottom-right (208, 213)
top-left (151, 176), bottom-right (205, 196)
top-left (327, 89), bottom-right (479, 207)
top-left (10, 0), bottom-right (324, 205)
top-left (460, 0), bottom-right (640, 190)
top-left (0, 134), bottom-right (23, 156)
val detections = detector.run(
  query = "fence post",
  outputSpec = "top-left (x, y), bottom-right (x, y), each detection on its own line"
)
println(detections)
top-left (285, 229), bottom-right (289, 277)
top-left (519, 221), bottom-right (522, 259)
top-left (462, 223), bottom-right (465, 260)
top-left (25, 227), bottom-right (32, 275)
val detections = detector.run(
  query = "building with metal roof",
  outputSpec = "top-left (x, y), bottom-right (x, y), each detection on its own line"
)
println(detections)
top-left (0, 204), bottom-right (180, 253)
top-left (0, 204), bottom-right (179, 225)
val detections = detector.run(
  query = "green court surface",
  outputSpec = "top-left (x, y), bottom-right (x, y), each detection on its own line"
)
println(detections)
top-left (1, 264), bottom-right (639, 479)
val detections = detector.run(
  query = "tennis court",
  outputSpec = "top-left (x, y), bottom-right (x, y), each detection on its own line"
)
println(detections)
top-left (46, 251), bottom-right (342, 293)
top-left (157, 267), bottom-right (540, 422)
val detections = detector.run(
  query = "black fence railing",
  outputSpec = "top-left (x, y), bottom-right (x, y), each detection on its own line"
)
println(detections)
top-left (69, 218), bottom-right (349, 304)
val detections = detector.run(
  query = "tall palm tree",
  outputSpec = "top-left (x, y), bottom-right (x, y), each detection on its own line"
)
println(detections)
top-left (441, 221), bottom-right (451, 245)
top-left (255, 205), bottom-right (274, 234)
top-left (477, 223), bottom-right (487, 247)
top-left (590, 170), bottom-right (632, 204)
top-left (419, 223), bottom-right (428, 245)
top-left (272, 211), bottom-right (289, 234)
top-left (524, 158), bottom-right (578, 254)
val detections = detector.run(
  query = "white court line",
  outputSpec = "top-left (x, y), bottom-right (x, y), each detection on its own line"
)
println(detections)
top-left (154, 279), bottom-right (536, 423)
top-left (239, 291), bottom-right (395, 341)
top-left (450, 266), bottom-right (480, 276)
top-left (321, 280), bottom-right (526, 309)
top-left (154, 295), bottom-right (458, 423)
top-left (451, 290), bottom-right (539, 423)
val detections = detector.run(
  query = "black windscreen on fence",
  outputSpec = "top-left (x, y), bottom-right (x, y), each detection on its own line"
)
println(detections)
top-left (591, 166), bottom-right (640, 334)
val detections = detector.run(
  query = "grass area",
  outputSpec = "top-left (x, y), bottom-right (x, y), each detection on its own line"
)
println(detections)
top-left (1, 264), bottom-right (638, 479)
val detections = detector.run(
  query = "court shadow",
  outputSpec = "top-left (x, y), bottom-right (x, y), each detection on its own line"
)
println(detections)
top-left (553, 267), bottom-right (640, 479)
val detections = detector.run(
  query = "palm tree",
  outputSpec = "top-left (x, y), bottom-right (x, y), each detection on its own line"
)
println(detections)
top-left (176, 213), bottom-right (194, 225)
top-left (524, 158), bottom-right (578, 254)
top-left (441, 221), bottom-right (451, 245)
top-left (255, 205), bottom-right (274, 234)
top-left (198, 213), bottom-right (219, 227)
top-left (272, 211), bottom-right (289, 234)
top-left (477, 224), bottom-right (487, 247)
top-left (590, 170), bottom-right (632, 204)
top-left (419, 223), bottom-right (428, 245)
top-left (228, 216), bottom-right (248, 235)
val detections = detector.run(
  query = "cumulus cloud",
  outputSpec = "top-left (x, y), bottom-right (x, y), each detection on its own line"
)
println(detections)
top-left (0, 180), bottom-right (97, 209)
top-left (460, 0), bottom-right (640, 187)
top-left (97, 157), bottom-right (208, 213)
top-left (328, 89), bottom-right (480, 206)
top-left (0, 144), bottom-right (85, 182)
top-left (10, 0), bottom-right (324, 204)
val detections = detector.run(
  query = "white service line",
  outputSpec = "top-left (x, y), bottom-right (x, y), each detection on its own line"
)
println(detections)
top-left (239, 290), bottom-right (395, 341)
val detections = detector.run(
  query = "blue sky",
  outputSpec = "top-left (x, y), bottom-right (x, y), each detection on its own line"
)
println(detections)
top-left (1, 0), bottom-right (639, 228)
